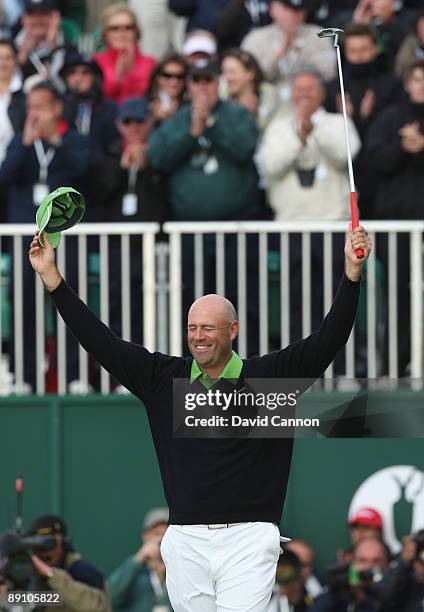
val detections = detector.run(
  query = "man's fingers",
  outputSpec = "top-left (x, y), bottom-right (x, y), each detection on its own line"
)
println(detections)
top-left (43, 232), bottom-right (52, 249)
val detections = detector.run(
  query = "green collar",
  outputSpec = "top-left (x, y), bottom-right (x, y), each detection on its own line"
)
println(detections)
top-left (190, 350), bottom-right (243, 389)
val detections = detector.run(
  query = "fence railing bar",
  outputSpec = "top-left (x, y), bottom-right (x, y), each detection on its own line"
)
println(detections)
top-left (259, 233), bottom-right (268, 355)
top-left (100, 234), bottom-right (109, 394)
top-left (78, 234), bottom-right (88, 387)
top-left (237, 233), bottom-right (247, 359)
top-left (388, 233), bottom-right (398, 379)
top-left (194, 233), bottom-right (204, 299)
top-left (281, 232), bottom-right (290, 348)
top-left (56, 238), bottom-right (67, 395)
top-left (302, 233), bottom-right (311, 338)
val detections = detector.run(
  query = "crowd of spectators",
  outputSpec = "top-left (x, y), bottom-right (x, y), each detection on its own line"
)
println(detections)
top-left (0, 0), bottom-right (424, 390)
top-left (268, 506), bottom-right (424, 612)
top-left (5, 505), bottom-right (423, 611)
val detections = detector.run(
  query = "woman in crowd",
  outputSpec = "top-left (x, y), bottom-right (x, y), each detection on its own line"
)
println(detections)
top-left (396, 10), bottom-right (424, 77)
top-left (147, 52), bottom-right (188, 125)
top-left (93, 3), bottom-right (156, 104)
top-left (221, 48), bottom-right (277, 129)
top-left (0, 40), bottom-right (24, 224)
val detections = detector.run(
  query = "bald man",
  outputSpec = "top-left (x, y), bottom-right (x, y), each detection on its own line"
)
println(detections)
top-left (29, 225), bottom-right (371, 612)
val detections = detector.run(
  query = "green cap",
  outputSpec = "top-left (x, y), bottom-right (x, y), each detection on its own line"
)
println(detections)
top-left (36, 187), bottom-right (85, 249)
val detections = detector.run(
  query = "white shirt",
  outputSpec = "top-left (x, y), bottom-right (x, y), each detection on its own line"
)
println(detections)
top-left (0, 71), bottom-right (22, 164)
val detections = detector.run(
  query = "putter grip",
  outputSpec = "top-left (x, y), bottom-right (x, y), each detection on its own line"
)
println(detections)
top-left (350, 192), bottom-right (364, 259)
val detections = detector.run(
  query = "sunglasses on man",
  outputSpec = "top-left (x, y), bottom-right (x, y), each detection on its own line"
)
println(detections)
top-left (191, 74), bottom-right (216, 83)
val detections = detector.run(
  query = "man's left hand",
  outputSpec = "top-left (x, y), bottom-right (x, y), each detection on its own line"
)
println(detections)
top-left (345, 224), bottom-right (372, 282)
top-left (32, 555), bottom-right (53, 578)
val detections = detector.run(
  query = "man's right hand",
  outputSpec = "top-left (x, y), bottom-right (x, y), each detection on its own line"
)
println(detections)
top-left (29, 231), bottom-right (62, 292)
top-left (23, 116), bottom-right (40, 147)
top-left (134, 539), bottom-right (161, 565)
top-left (190, 91), bottom-right (213, 137)
top-left (296, 101), bottom-right (314, 145)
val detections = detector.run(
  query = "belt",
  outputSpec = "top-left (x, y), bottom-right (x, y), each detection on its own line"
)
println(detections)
top-left (207, 522), bottom-right (245, 529)
top-left (178, 522), bottom-right (246, 529)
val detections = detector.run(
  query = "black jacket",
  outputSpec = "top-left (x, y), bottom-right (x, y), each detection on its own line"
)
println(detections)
top-left (93, 140), bottom-right (171, 224)
top-left (63, 87), bottom-right (119, 154)
top-left (325, 60), bottom-right (404, 141)
top-left (366, 101), bottom-right (424, 219)
top-left (50, 273), bottom-right (359, 525)
top-left (325, 59), bottom-right (404, 218)
top-left (0, 126), bottom-right (91, 223)
top-left (169, 0), bottom-right (271, 47)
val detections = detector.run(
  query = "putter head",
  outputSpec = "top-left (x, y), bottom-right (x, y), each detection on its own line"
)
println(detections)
top-left (316, 27), bottom-right (344, 38)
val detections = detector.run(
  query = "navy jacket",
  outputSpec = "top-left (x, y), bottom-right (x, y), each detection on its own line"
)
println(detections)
top-left (169, 0), bottom-right (271, 46)
top-left (0, 127), bottom-right (91, 223)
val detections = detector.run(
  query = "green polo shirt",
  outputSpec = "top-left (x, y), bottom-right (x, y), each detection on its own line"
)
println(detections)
top-left (190, 350), bottom-right (243, 389)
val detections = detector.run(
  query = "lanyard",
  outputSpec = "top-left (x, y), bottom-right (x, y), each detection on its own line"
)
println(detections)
top-left (34, 138), bottom-right (55, 183)
top-left (76, 104), bottom-right (92, 136)
top-left (246, 0), bottom-right (260, 23)
top-left (149, 571), bottom-right (164, 601)
top-left (127, 164), bottom-right (138, 194)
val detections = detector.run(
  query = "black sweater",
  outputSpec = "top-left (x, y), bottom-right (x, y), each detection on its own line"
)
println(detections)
top-left (51, 273), bottom-right (359, 524)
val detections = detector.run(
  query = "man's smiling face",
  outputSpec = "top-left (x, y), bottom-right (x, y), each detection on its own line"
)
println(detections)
top-left (187, 295), bottom-right (239, 378)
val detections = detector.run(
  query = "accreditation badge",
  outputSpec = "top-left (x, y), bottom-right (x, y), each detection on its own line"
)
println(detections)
top-left (203, 156), bottom-right (219, 175)
top-left (122, 193), bottom-right (138, 216)
top-left (33, 183), bottom-right (49, 207)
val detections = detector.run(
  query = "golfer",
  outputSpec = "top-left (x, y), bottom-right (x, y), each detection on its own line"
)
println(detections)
top-left (29, 225), bottom-right (371, 612)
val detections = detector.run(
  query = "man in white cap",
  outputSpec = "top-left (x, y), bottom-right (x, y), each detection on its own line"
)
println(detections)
top-left (182, 29), bottom-right (218, 65)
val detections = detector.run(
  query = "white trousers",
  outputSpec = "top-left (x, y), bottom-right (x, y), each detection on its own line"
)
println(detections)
top-left (160, 522), bottom-right (280, 612)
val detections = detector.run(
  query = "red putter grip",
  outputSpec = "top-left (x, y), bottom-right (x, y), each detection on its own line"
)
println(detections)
top-left (350, 192), bottom-right (364, 259)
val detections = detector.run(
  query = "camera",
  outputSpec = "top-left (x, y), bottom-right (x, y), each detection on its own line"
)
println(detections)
top-left (325, 561), bottom-right (384, 599)
top-left (0, 531), bottom-right (55, 590)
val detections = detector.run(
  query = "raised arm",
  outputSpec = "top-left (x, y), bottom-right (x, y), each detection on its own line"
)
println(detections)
top-left (260, 225), bottom-right (372, 379)
top-left (28, 231), bottom-right (158, 399)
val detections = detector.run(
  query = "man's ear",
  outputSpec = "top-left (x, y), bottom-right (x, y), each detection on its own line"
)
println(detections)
top-left (230, 320), bottom-right (239, 341)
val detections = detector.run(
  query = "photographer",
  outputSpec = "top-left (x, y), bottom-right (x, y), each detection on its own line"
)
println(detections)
top-left (107, 508), bottom-right (171, 612)
top-left (268, 550), bottom-right (313, 611)
top-left (311, 538), bottom-right (391, 612)
top-left (28, 515), bottom-right (110, 612)
top-left (375, 530), bottom-right (424, 612)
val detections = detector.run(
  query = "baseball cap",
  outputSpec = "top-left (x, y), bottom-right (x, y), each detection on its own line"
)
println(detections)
top-left (275, 550), bottom-right (302, 585)
top-left (142, 507), bottom-right (169, 531)
top-left (28, 515), bottom-right (67, 537)
top-left (183, 31), bottom-right (218, 57)
top-left (273, 0), bottom-right (311, 10)
top-left (25, 0), bottom-right (57, 12)
top-left (36, 187), bottom-right (86, 249)
top-left (60, 50), bottom-right (102, 80)
top-left (118, 96), bottom-right (150, 122)
top-left (349, 507), bottom-right (383, 530)
top-left (188, 59), bottom-right (220, 78)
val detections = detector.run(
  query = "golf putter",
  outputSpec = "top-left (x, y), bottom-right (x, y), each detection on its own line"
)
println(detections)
top-left (317, 28), bottom-right (364, 259)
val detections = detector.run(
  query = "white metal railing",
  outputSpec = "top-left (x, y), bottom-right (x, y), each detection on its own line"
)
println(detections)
top-left (0, 223), bottom-right (159, 395)
top-left (1, 220), bottom-right (423, 395)
top-left (164, 220), bottom-right (424, 384)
